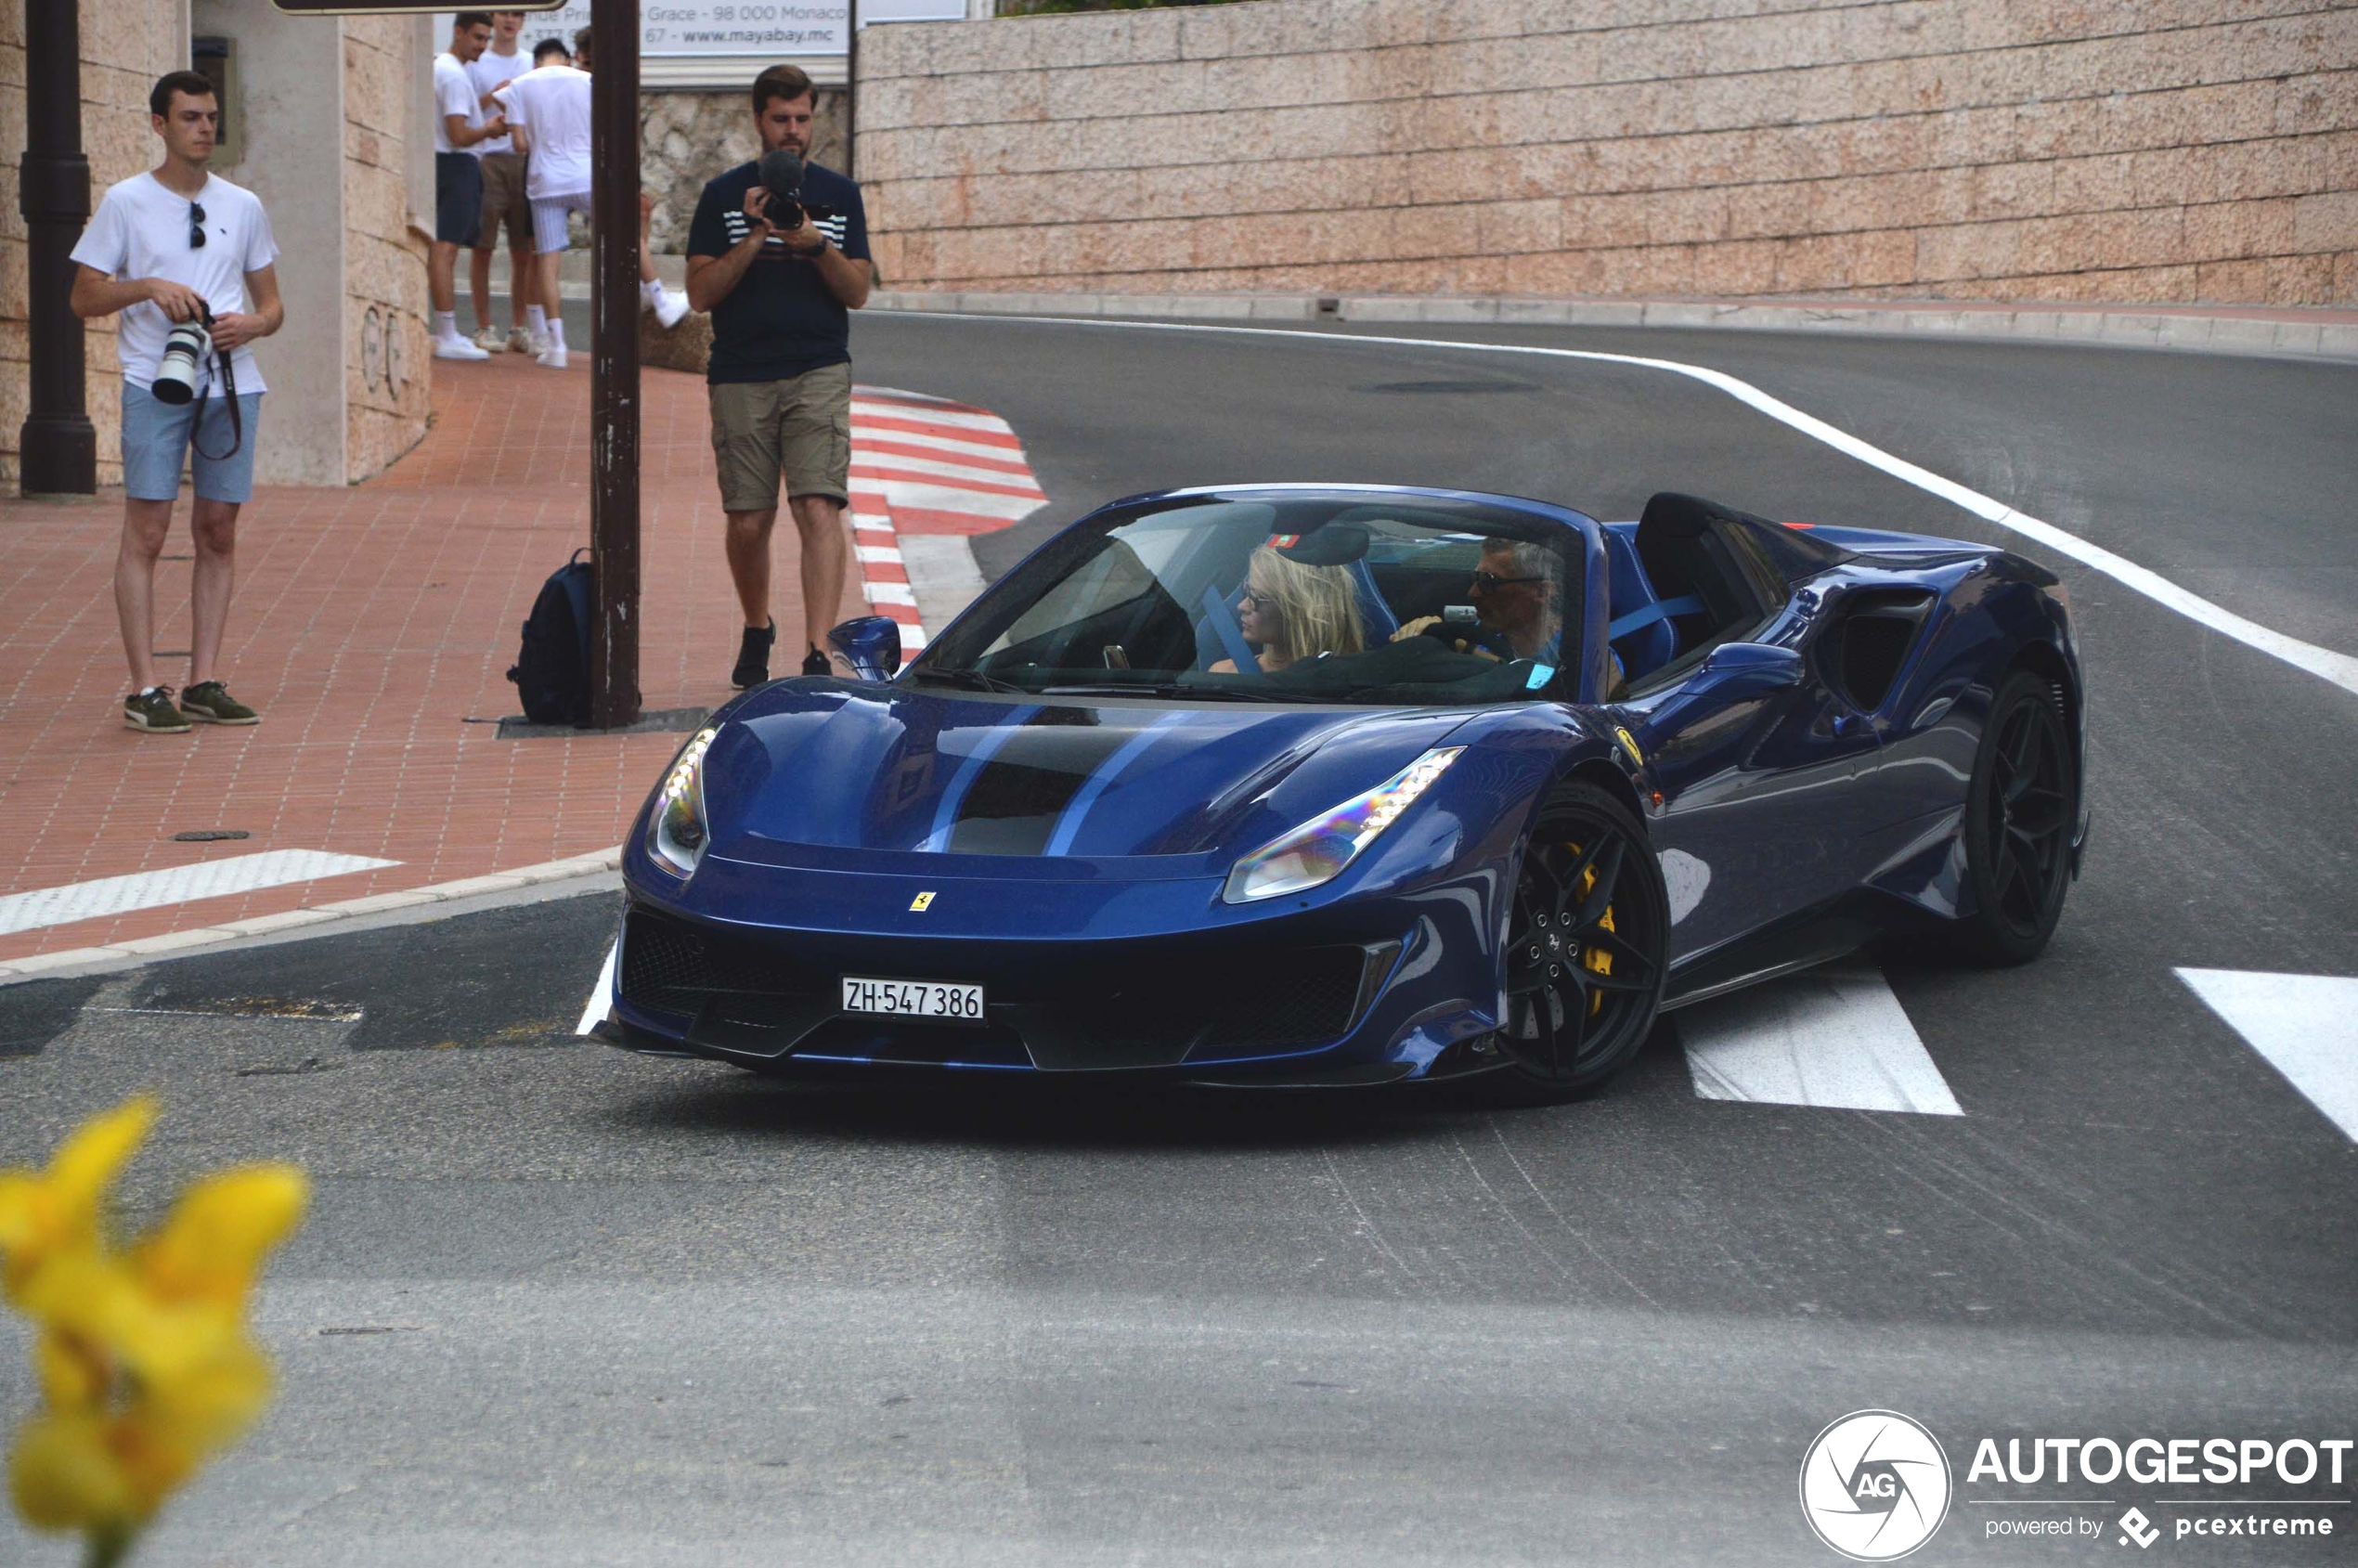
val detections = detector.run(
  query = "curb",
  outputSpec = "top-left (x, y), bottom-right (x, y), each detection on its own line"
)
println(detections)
top-left (870, 290), bottom-right (2358, 362)
top-left (0, 849), bottom-right (623, 986)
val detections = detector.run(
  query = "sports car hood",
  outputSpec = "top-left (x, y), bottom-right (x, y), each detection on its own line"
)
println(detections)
top-left (696, 681), bottom-right (1473, 878)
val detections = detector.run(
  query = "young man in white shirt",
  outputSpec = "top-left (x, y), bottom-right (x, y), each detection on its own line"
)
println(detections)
top-left (465, 9), bottom-right (538, 355)
top-left (70, 71), bottom-right (283, 733)
top-left (494, 25), bottom-right (686, 370)
top-left (431, 11), bottom-right (509, 361)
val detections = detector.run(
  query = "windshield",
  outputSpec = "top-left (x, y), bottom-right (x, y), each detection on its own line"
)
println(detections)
top-left (908, 491), bottom-right (1590, 707)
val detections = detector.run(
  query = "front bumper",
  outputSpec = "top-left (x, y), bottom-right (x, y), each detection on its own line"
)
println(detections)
top-left (606, 889), bottom-right (1498, 1083)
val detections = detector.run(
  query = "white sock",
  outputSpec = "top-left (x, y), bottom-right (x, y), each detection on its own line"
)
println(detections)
top-left (434, 311), bottom-right (458, 341)
top-left (548, 319), bottom-right (567, 350)
top-left (526, 305), bottom-right (547, 333)
top-left (641, 279), bottom-right (663, 306)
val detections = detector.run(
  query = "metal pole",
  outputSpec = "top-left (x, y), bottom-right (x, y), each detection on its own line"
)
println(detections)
top-left (589, 0), bottom-right (641, 728)
top-left (17, 0), bottom-right (97, 497)
top-left (844, 0), bottom-right (857, 179)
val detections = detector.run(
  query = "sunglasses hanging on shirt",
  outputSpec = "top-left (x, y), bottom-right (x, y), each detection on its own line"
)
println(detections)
top-left (188, 201), bottom-right (206, 250)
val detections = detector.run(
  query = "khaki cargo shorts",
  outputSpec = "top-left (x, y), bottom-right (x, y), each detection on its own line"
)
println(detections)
top-left (708, 362), bottom-right (854, 512)
top-left (476, 150), bottom-right (531, 253)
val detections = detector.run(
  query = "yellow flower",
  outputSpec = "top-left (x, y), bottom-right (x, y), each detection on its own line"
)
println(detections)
top-left (0, 1097), bottom-right (307, 1562)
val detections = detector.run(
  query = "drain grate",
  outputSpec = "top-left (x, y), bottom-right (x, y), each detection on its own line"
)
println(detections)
top-left (492, 705), bottom-right (711, 740)
top-left (172, 829), bottom-right (251, 842)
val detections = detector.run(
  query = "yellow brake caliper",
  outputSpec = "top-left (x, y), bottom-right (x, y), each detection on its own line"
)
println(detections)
top-left (1568, 843), bottom-right (1613, 1016)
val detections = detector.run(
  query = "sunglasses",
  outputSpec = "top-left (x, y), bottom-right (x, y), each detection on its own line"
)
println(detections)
top-left (1237, 590), bottom-right (1270, 610)
top-left (188, 201), bottom-right (206, 250)
top-left (1471, 570), bottom-right (1546, 590)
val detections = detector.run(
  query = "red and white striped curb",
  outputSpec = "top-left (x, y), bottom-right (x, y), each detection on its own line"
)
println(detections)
top-left (849, 386), bottom-right (1045, 654)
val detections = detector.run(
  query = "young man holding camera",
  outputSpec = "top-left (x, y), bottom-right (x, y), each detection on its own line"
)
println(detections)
top-left (685, 64), bottom-right (871, 687)
top-left (70, 70), bottom-right (282, 733)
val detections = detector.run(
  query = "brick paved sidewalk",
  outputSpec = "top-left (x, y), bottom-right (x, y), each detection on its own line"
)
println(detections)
top-left (0, 356), bottom-right (874, 965)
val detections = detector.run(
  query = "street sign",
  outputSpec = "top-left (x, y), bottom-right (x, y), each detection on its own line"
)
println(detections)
top-left (428, 2), bottom-right (970, 59)
top-left (273, 1), bottom-right (564, 13)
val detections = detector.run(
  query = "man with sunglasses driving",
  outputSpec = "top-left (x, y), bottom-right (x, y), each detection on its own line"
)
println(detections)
top-left (1393, 538), bottom-right (1566, 666)
top-left (70, 70), bottom-right (283, 734)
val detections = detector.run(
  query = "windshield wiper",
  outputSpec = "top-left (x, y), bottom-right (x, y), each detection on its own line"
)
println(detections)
top-left (905, 666), bottom-right (1029, 694)
top-left (1036, 681), bottom-right (1292, 703)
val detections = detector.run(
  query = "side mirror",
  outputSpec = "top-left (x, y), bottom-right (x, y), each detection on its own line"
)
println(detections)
top-left (826, 616), bottom-right (902, 680)
top-left (1693, 641), bottom-right (1804, 695)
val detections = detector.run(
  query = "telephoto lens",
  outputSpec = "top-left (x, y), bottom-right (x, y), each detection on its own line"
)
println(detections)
top-left (151, 314), bottom-right (213, 406)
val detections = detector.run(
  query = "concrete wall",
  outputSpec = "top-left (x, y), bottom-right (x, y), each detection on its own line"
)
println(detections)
top-left (342, 14), bottom-right (429, 482)
top-left (0, 0), bottom-right (188, 488)
top-left (857, 0), bottom-right (2358, 305)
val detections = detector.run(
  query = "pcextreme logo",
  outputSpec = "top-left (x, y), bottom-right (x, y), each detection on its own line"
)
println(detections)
top-left (1800, 1409), bottom-right (1954, 1562)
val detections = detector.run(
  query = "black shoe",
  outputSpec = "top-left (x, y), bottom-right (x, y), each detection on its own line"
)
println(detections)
top-left (732, 620), bottom-right (775, 689)
top-left (802, 645), bottom-right (830, 677)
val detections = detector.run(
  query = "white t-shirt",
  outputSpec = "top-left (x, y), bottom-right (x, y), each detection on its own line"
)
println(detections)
top-left (433, 53), bottom-right (484, 156)
top-left (69, 171), bottom-right (278, 397)
top-left (466, 44), bottom-right (525, 157)
top-left (494, 65), bottom-right (591, 200)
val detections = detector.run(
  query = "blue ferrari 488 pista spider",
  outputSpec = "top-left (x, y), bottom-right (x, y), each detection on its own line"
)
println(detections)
top-left (605, 486), bottom-right (2087, 1103)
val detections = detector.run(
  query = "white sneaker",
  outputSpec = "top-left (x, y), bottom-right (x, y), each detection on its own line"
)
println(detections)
top-left (434, 335), bottom-right (491, 361)
top-left (653, 288), bottom-right (690, 329)
top-left (537, 344), bottom-right (568, 369)
top-left (528, 330), bottom-right (554, 356)
top-left (471, 325), bottom-right (507, 352)
top-left (506, 327), bottom-right (535, 355)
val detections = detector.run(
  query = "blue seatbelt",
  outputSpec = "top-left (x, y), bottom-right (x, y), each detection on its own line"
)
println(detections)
top-left (1608, 595), bottom-right (1705, 641)
top-left (1199, 584), bottom-right (1258, 670)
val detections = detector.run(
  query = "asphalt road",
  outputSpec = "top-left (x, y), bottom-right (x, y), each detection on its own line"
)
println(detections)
top-left (3, 320), bottom-right (2353, 1567)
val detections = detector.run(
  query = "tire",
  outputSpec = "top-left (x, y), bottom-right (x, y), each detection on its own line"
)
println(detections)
top-left (1953, 667), bottom-right (2078, 965)
top-left (1480, 781), bottom-right (1671, 1105)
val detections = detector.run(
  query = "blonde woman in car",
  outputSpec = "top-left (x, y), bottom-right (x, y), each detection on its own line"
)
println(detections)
top-left (1211, 545), bottom-right (1367, 674)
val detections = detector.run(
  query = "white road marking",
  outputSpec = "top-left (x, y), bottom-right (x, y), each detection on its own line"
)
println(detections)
top-left (849, 398), bottom-right (1015, 436)
top-left (576, 940), bottom-right (616, 1036)
top-left (2175, 967), bottom-right (2358, 1142)
top-left (0, 850), bottom-right (400, 939)
top-left (856, 544), bottom-right (904, 565)
top-left (862, 477), bottom-right (1049, 522)
top-left (1678, 960), bottom-right (1963, 1115)
top-left (863, 582), bottom-right (919, 606)
top-left (856, 427), bottom-right (1039, 463)
top-left (906, 313), bottom-right (2358, 698)
top-left (851, 449), bottom-right (1047, 491)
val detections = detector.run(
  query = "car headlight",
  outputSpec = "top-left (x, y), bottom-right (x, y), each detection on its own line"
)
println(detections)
top-left (1223, 747), bottom-right (1462, 904)
top-left (646, 726), bottom-right (719, 878)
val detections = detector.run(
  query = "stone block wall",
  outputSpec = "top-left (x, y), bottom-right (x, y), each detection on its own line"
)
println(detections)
top-left (857, 0), bottom-right (2358, 305)
top-left (0, 0), bottom-right (187, 489)
top-left (342, 16), bottom-right (429, 483)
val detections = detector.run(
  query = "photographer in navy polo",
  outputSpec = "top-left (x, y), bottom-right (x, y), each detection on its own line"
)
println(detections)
top-left (684, 63), bottom-right (872, 690)
top-left (70, 70), bottom-right (282, 735)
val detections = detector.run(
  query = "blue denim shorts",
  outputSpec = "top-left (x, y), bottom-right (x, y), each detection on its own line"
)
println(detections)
top-left (122, 381), bottom-right (263, 504)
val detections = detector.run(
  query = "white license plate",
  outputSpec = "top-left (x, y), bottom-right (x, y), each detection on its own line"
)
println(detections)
top-left (840, 976), bottom-right (987, 1025)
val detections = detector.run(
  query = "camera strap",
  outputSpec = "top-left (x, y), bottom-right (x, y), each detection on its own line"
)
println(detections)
top-left (188, 341), bottom-right (242, 462)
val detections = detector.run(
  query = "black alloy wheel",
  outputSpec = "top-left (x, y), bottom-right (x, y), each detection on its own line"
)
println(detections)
top-left (1487, 781), bottom-right (1670, 1104)
top-left (1956, 667), bottom-right (2078, 965)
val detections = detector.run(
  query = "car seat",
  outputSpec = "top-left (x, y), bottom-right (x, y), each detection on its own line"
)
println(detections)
top-left (1600, 522), bottom-right (1702, 683)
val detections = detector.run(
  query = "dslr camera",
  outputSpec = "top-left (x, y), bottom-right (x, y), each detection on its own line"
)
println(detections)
top-left (152, 304), bottom-right (214, 406)
top-left (756, 149), bottom-right (836, 233)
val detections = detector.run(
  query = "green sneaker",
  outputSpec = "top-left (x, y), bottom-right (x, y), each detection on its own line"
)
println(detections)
top-left (123, 686), bottom-right (192, 733)
top-left (180, 680), bottom-right (260, 726)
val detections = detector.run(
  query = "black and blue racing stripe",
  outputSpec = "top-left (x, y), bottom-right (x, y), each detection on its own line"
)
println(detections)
top-left (924, 707), bottom-right (1187, 856)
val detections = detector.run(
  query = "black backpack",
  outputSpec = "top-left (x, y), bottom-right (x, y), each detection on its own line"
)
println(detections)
top-left (508, 549), bottom-right (593, 726)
